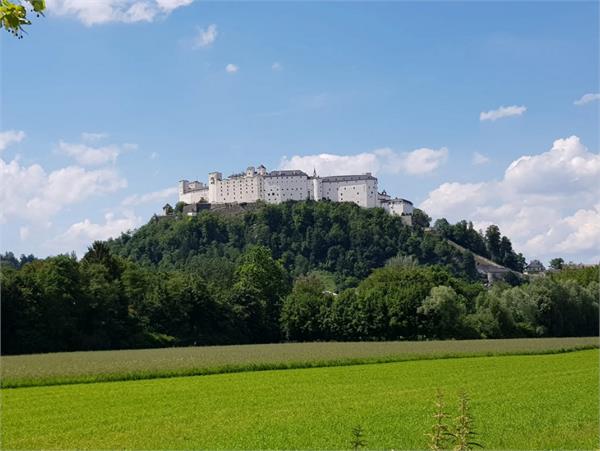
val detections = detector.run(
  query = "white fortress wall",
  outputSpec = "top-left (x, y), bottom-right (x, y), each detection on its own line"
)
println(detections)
top-left (179, 180), bottom-right (209, 204)
top-left (263, 170), bottom-right (311, 204)
top-left (213, 173), bottom-right (261, 204)
top-left (321, 175), bottom-right (378, 208)
top-left (179, 165), bottom-right (411, 217)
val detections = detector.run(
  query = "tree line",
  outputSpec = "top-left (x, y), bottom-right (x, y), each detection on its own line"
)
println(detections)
top-left (2, 239), bottom-right (597, 355)
top-left (282, 264), bottom-right (598, 341)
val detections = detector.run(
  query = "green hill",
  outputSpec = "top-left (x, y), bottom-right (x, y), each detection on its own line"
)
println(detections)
top-left (107, 200), bottom-right (478, 285)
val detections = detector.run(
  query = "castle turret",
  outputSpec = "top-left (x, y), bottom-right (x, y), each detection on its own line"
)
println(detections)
top-left (312, 171), bottom-right (322, 200)
top-left (208, 171), bottom-right (222, 203)
top-left (179, 180), bottom-right (189, 196)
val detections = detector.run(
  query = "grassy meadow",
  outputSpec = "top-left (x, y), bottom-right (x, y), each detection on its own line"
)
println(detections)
top-left (2, 336), bottom-right (597, 388)
top-left (2, 349), bottom-right (597, 450)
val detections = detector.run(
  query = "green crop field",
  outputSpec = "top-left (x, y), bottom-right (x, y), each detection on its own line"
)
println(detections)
top-left (1, 349), bottom-right (597, 450)
top-left (1, 337), bottom-right (597, 388)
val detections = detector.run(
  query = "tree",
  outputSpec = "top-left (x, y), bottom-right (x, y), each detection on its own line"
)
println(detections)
top-left (1, 0), bottom-right (45, 38)
top-left (175, 201), bottom-right (186, 214)
top-left (412, 208), bottom-right (431, 229)
top-left (229, 246), bottom-right (291, 342)
top-left (280, 275), bottom-right (332, 341)
top-left (485, 225), bottom-right (501, 261)
top-left (82, 241), bottom-right (122, 279)
top-left (418, 286), bottom-right (468, 339)
top-left (549, 258), bottom-right (564, 270)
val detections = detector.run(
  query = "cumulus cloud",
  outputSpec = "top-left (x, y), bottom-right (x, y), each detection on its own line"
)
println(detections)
top-left (480, 105), bottom-right (527, 121)
top-left (280, 146), bottom-right (448, 176)
top-left (51, 211), bottom-right (141, 257)
top-left (401, 147), bottom-right (448, 175)
top-left (0, 157), bottom-right (127, 224)
top-left (155, 0), bottom-right (193, 12)
top-left (272, 62), bottom-right (283, 71)
top-left (0, 130), bottom-right (26, 152)
top-left (472, 152), bottom-right (490, 165)
top-left (58, 135), bottom-right (136, 166)
top-left (193, 24), bottom-right (218, 48)
top-left (281, 152), bottom-right (379, 176)
top-left (226, 63), bottom-right (239, 73)
top-left (420, 136), bottom-right (600, 263)
top-left (46, 0), bottom-right (193, 26)
top-left (574, 93), bottom-right (600, 106)
top-left (58, 141), bottom-right (121, 166)
top-left (121, 186), bottom-right (178, 206)
top-left (19, 226), bottom-right (30, 241)
top-left (81, 132), bottom-right (108, 142)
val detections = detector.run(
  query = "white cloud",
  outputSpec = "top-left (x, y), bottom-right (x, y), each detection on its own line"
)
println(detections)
top-left (420, 136), bottom-right (600, 263)
top-left (58, 136), bottom-right (136, 166)
top-left (472, 152), bottom-right (490, 165)
top-left (226, 63), bottom-right (239, 73)
top-left (51, 211), bottom-right (141, 256)
top-left (59, 141), bottom-right (121, 166)
top-left (272, 62), bottom-right (283, 71)
top-left (121, 187), bottom-right (178, 206)
top-left (81, 132), bottom-right (108, 142)
top-left (19, 226), bottom-right (30, 241)
top-left (279, 146), bottom-right (448, 176)
top-left (401, 147), bottom-right (448, 175)
top-left (574, 93), bottom-right (600, 106)
top-left (46, 0), bottom-right (193, 26)
top-left (0, 157), bottom-right (127, 224)
top-left (480, 105), bottom-right (527, 121)
top-left (281, 152), bottom-right (379, 176)
top-left (150, 152), bottom-right (159, 160)
top-left (193, 24), bottom-right (218, 48)
top-left (156, 0), bottom-right (193, 12)
top-left (0, 130), bottom-right (26, 152)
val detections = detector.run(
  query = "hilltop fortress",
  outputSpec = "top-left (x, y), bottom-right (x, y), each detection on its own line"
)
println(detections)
top-left (179, 165), bottom-right (413, 222)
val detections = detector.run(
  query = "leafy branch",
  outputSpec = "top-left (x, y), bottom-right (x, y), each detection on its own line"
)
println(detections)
top-left (1, 0), bottom-right (45, 38)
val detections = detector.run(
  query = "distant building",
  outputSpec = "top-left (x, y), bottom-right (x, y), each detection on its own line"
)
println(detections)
top-left (525, 259), bottom-right (546, 274)
top-left (179, 165), bottom-right (413, 220)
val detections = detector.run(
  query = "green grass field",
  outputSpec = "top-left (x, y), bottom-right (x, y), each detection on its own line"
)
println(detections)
top-left (2, 337), bottom-right (597, 388)
top-left (1, 349), bottom-right (597, 450)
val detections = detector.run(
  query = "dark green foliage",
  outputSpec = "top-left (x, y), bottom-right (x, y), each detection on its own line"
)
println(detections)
top-left (550, 265), bottom-right (599, 285)
top-left (433, 219), bottom-right (525, 272)
top-left (0, 251), bottom-right (36, 269)
top-left (281, 275), bottom-right (333, 341)
top-left (1, 246), bottom-right (290, 354)
top-left (281, 265), bottom-right (484, 341)
top-left (412, 208), bottom-right (431, 229)
top-left (107, 201), bottom-right (478, 282)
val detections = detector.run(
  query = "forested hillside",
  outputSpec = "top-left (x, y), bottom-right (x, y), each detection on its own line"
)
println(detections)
top-left (107, 200), bottom-right (479, 285)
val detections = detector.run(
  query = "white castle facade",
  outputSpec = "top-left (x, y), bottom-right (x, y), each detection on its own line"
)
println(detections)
top-left (178, 165), bottom-right (413, 219)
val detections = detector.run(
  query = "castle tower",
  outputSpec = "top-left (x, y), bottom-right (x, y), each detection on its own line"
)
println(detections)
top-left (312, 170), bottom-right (322, 200)
top-left (208, 171), bottom-right (222, 203)
top-left (179, 180), bottom-right (189, 196)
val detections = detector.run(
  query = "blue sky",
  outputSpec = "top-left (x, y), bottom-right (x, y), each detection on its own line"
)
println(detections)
top-left (1, 0), bottom-right (599, 263)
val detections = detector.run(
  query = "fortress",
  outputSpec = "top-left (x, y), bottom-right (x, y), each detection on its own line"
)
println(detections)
top-left (178, 165), bottom-right (413, 221)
